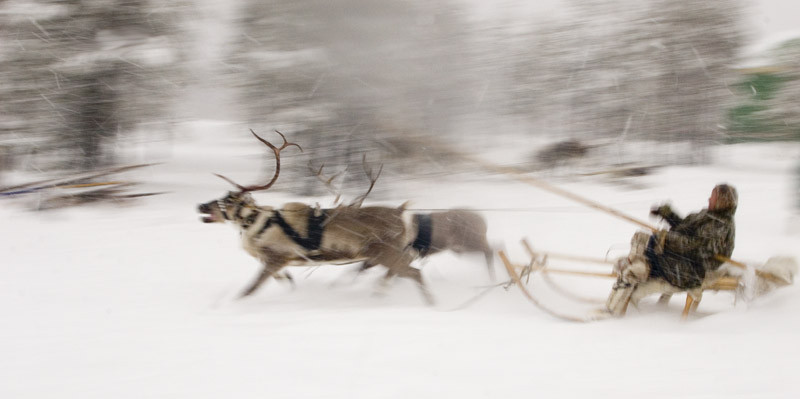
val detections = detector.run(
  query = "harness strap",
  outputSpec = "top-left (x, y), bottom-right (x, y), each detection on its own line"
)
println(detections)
top-left (271, 210), bottom-right (329, 251)
top-left (411, 213), bottom-right (433, 256)
top-left (218, 199), bottom-right (231, 220)
top-left (254, 217), bottom-right (273, 238)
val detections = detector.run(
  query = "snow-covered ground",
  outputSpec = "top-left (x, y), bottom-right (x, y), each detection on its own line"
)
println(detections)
top-left (2, 121), bottom-right (799, 399)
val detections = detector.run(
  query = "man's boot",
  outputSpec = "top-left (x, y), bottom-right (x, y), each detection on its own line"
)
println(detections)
top-left (605, 280), bottom-right (634, 317)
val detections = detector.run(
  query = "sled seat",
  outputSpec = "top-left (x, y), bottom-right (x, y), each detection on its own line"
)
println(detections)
top-left (630, 270), bottom-right (741, 320)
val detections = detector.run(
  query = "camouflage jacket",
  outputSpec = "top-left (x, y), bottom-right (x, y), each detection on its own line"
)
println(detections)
top-left (649, 206), bottom-right (736, 289)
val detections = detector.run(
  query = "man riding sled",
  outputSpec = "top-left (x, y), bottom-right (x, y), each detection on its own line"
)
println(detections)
top-left (604, 184), bottom-right (738, 317)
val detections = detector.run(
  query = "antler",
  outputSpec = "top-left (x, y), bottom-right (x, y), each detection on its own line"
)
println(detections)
top-left (350, 154), bottom-right (383, 207)
top-left (216, 130), bottom-right (303, 193)
top-left (308, 161), bottom-right (347, 205)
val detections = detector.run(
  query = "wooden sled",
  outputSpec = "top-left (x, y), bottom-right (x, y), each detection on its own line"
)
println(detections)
top-left (500, 239), bottom-right (747, 322)
top-left (36, 182), bottom-right (165, 210)
top-left (1, 163), bottom-right (164, 209)
top-left (0, 163), bottom-right (156, 196)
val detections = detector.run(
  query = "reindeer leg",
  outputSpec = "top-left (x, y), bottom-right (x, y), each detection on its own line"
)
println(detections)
top-left (374, 269), bottom-right (397, 298)
top-left (657, 293), bottom-right (673, 307)
top-left (365, 244), bottom-right (435, 305)
top-left (388, 247), bottom-right (435, 305)
top-left (363, 244), bottom-right (396, 296)
top-left (275, 271), bottom-right (296, 289)
top-left (329, 261), bottom-right (371, 288)
top-left (358, 259), bottom-right (377, 273)
top-left (350, 260), bottom-right (374, 284)
top-left (239, 267), bottom-right (274, 298)
top-left (485, 251), bottom-right (496, 282)
top-left (481, 240), bottom-right (496, 282)
top-left (398, 266), bottom-right (435, 306)
top-left (239, 253), bottom-right (287, 298)
top-left (375, 266), bottom-right (434, 306)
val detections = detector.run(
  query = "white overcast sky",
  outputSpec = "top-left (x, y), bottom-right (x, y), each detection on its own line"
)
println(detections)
top-left (751, 0), bottom-right (799, 42)
top-left (468, 0), bottom-right (797, 41)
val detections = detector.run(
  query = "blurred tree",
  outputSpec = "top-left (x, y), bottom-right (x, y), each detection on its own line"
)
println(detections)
top-left (225, 0), bottom-right (476, 194)
top-left (0, 0), bottom-right (188, 171)
top-left (726, 38), bottom-right (800, 142)
top-left (644, 0), bottom-right (744, 162)
top-left (726, 71), bottom-right (787, 139)
top-left (509, 0), bottom-right (744, 164)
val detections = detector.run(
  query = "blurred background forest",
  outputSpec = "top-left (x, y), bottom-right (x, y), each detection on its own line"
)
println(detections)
top-left (1, 0), bottom-right (798, 199)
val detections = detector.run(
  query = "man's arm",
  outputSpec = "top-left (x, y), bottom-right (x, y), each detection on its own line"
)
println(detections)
top-left (651, 204), bottom-right (683, 228)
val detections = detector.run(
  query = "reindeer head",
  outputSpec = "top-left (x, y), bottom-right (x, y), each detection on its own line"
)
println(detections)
top-left (197, 130), bottom-right (301, 224)
top-left (198, 191), bottom-right (257, 223)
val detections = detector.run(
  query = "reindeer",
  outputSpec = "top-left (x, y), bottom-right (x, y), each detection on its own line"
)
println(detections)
top-left (307, 163), bottom-right (495, 281)
top-left (197, 130), bottom-right (434, 304)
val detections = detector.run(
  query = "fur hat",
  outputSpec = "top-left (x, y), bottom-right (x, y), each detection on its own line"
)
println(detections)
top-left (714, 183), bottom-right (738, 212)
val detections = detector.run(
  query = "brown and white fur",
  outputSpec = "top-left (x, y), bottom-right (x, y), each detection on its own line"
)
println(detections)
top-left (358, 209), bottom-right (495, 280)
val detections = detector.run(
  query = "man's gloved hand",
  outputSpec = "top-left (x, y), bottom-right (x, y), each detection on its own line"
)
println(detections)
top-left (650, 203), bottom-right (672, 218)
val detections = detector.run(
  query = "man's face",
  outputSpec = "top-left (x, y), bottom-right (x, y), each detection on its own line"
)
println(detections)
top-left (708, 188), bottom-right (720, 210)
